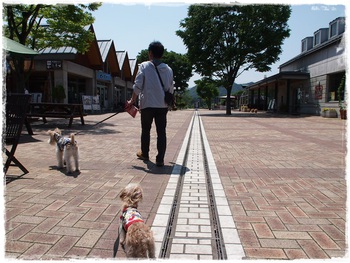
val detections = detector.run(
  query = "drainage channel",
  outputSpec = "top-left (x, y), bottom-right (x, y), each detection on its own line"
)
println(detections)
top-left (152, 111), bottom-right (245, 260)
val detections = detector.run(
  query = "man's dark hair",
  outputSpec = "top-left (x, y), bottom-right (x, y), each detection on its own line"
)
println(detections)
top-left (148, 41), bottom-right (164, 59)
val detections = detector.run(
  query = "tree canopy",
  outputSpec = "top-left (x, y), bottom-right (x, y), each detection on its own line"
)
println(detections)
top-left (195, 78), bottom-right (219, 110)
top-left (137, 49), bottom-right (193, 92)
top-left (3, 3), bottom-right (101, 92)
top-left (4, 3), bottom-right (101, 50)
top-left (176, 4), bottom-right (291, 114)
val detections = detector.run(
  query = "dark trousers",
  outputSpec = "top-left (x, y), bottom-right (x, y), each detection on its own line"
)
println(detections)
top-left (140, 108), bottom-right (168, 162)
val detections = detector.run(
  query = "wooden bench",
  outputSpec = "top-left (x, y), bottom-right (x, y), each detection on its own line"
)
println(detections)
top-left (27, 103), bottom-right (86, 128)
top-left (4, 94), bottom-right (31, 175)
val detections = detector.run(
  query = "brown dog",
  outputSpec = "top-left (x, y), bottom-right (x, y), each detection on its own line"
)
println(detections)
top-left (119, 184), bottom-right (155, 258)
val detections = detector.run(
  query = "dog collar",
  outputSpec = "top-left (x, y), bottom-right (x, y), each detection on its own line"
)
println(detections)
top-left (120, 207), bottom-right (144, 231)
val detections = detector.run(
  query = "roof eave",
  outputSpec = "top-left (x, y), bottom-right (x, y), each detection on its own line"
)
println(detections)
top-left (248, 71), bottom-right (310, 88)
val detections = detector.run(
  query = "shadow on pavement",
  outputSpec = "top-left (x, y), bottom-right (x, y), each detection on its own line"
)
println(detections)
top-left (28, 118), bottom-right (123, 136)
top-left (132, 161), bottom-right (190, 175)
top-left (49, 165), bottom-right (81, 178)
top-left (199, 111), bottom-right (316, 119)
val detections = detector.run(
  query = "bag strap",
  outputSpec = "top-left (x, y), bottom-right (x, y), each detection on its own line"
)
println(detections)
top-left (152, 62), bottom-right (165, 90)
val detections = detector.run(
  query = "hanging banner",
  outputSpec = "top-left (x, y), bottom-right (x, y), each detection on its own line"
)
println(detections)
top-left (82, 95), bottom-right (92, 110)
top-left (315, 84), bottom-right (323, 99)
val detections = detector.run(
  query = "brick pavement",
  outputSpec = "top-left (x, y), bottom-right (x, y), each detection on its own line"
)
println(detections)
top-left (2, 109), bottom-right (347, 260)
top-left (200, 111), bottom-right (347, 260)
top-left (3, 109), bottom-right (193, 259)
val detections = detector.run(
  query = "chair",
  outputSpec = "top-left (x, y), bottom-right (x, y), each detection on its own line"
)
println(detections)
top-left (3, 94), bottom-right (31, 175)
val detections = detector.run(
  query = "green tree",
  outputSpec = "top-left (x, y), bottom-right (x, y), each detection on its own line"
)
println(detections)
top-left (338, 74), bottom-right (346, 109)
top-left (180, 89), bottom-right (194, 109)
top-left (176, 4), bottom-right (291, 114)
top-left (137, 49), bottom-right (193, 92)
top-left (3, 3), bottom-right (101, 92)
top-left (195, 78), bottom-right (219, 110)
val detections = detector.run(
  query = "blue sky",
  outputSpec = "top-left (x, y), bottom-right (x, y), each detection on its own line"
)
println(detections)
top-left (92, 1), bottom-right (346, 87)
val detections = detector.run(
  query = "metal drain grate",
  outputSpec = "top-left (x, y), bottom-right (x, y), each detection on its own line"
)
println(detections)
top-left (158, 118), bottom-right (194, 258)
top-left (199, 116), bottom-right (227, 260)
top-left (159, 111), bottom-right (227, 259)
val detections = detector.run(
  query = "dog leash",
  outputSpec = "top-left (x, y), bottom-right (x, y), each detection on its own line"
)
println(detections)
top-left (74, 111), bottom-right (121, 135)
top-left (113, 223), bottom-right (123, 258)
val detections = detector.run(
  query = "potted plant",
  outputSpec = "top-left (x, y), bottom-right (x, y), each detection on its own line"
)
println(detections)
top-left (52, 85), bottom-right (66, 103)
top-left (338, 75), bottom-right (346, 119)
top-left (241, 105), bottom-right (248, 112)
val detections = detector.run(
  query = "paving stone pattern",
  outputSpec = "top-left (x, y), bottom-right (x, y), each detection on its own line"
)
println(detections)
top-left (171, 114), bottom-right (214, 259)
top-left (174, 113), bottom-right (215, 259)
top-left (200, 111), bottom-right (347, 260)
top-left (153, 112), bottom-right (245, 259)
top-left (3, 109), bottom-right (347, 260)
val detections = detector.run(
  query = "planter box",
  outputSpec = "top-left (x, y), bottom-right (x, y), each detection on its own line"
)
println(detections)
top-left (322, 110), bottom-right (338, 118)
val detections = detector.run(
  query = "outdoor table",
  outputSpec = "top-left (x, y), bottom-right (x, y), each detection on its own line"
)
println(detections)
top-left (27, 102), bottom-right (86, 129)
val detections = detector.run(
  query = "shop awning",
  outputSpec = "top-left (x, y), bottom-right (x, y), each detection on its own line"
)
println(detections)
top-left (2, 36), bottom-right (38, 56)
top-left (248, 71), bottom-right (310, 89)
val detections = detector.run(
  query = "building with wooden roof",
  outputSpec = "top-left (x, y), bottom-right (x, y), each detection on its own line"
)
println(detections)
top-left (6, 24), bottom-right (139, 112)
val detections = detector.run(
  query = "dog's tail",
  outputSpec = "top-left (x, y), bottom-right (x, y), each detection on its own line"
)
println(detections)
top-left (70, 133), bottom-right (76, 145)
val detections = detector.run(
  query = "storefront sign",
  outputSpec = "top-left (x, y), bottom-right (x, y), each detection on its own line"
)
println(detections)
top-left (82, 95), bottom-right (100, 111)
top-left (96, 71), bottom-right (111, 82)
top-left (315, 84), bottom-right (323, 99)
top-left (46, 60), bottom-right (62, 69)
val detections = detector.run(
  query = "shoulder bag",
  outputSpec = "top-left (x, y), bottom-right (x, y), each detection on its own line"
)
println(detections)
top-left (153, 62), bottom-right (175, 106)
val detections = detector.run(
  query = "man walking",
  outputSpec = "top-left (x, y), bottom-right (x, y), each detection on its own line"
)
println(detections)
top-left (126, 41), bottom-right (174, 167)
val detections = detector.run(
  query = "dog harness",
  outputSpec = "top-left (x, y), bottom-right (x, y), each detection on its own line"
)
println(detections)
top-left (120, 207), bottom-right (144, 231)
top-left (54, 133), bottom-right (74, 151)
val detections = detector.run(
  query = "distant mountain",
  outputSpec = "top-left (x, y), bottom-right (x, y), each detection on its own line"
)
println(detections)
top-left (187, 85), bottom-right (199, 99)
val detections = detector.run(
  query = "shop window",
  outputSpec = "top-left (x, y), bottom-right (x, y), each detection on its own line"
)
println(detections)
top-left (328, 72), bottom-right (345, 102)
top-left (27, 73), bottom-right (52, 102)
top-left (68, 77), bottom-right (85, 103)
